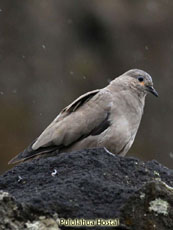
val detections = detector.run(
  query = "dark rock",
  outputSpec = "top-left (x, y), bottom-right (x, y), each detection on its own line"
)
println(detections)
top-left (0, 148), bottom-right (172, 229)
top-left (120, 181), bottom-right (173, 230)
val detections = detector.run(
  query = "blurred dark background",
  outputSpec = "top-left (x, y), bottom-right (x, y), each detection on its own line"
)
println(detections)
top-left (0, 0), bottom-right (173, 173)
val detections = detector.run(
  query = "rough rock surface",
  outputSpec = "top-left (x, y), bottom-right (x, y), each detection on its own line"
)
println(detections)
top-left (0, 148), bottom-right (172, 230)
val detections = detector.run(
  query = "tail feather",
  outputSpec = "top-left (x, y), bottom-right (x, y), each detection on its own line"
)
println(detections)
top-left (8, 143), bottom-right (59, 164)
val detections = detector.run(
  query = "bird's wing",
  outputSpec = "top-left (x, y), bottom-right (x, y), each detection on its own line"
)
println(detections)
top-left (9, 88), bottom-right (111, 164)
top-left (60, 89), bottom-right (100, 115)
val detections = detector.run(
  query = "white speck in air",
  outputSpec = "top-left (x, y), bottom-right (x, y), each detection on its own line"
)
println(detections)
top-left (42, 44), bottom-right (46, 49)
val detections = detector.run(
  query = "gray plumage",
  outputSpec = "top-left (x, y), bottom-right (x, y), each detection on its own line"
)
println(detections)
top-left (9, 69), bottom-right (158, 164)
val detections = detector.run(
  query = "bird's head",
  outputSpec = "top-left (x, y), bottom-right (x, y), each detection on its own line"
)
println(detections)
top-left (121, 69), bottom-right (158, 97)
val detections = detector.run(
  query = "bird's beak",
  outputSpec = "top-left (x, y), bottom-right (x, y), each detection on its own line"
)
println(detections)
top-left (146, 85), bottom-right (158, 97)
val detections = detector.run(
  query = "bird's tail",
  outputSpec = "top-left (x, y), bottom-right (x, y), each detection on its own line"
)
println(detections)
top-left (8, 143), bottom-right (59, 164)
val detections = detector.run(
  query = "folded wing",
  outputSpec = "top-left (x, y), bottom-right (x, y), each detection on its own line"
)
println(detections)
top-left (9, 88), bottom-right (111, 164)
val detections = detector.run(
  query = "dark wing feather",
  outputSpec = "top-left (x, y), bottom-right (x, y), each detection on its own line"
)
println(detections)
top-left (68, 112), bottom-right (111, 144)
top-left (61, 89), bottom-right (100, 114)
top-left (90, 112), bottom-right (110, 136)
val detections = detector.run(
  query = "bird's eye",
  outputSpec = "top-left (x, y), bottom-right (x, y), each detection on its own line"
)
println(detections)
top-left (138, 76), bottom-right (144, 82)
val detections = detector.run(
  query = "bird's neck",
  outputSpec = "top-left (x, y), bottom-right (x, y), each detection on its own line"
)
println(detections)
top-left (107, 80), bottom-right (146, 113)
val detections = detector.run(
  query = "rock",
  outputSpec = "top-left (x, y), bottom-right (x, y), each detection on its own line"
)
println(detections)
top-left (0, 190), bottom-right (25, 230)
top-left (0, 148), bottom-right (172, 229)
top-left (120, 181), bottom-right (173, 230)
top-left (0, 191), bottom-right (60, 230)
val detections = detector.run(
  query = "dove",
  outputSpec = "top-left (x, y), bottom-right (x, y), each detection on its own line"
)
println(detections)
top-left (9, 69), bottom-right (158, 164)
